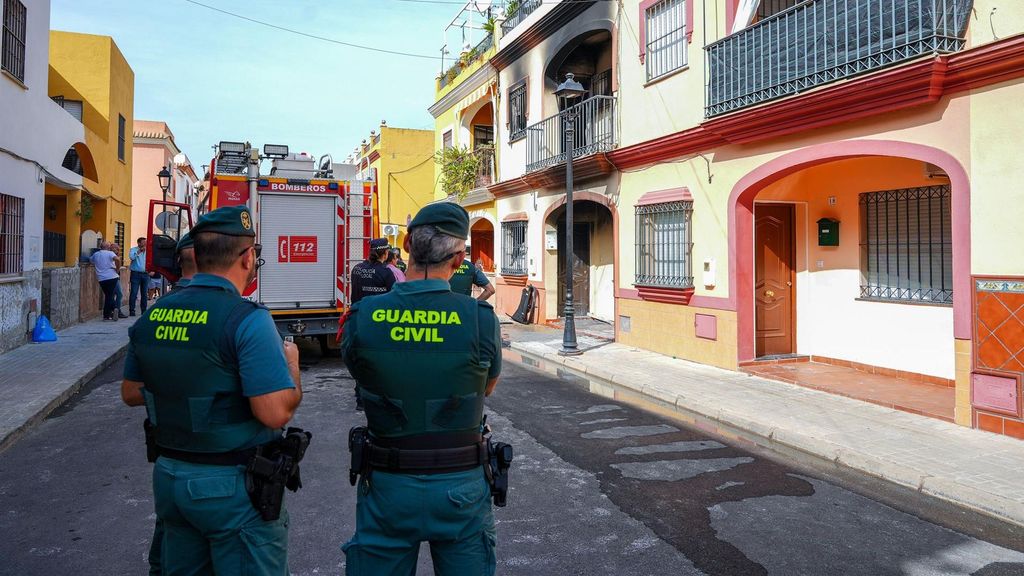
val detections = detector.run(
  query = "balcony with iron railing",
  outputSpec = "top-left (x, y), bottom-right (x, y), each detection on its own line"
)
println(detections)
top-left (525, 96), bottom-right (616, 173)
top-left (501, 0), bottom-right (543, 35)
top-left (705, 0), bottom-right (972, 117)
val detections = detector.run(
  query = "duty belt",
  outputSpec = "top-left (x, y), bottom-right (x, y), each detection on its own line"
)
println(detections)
top-left (157, 446), bottom-right (257, 466)
top-left (367, 442), bottom-right (486, 473)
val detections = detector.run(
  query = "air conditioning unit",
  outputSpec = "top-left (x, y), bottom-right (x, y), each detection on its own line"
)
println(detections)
top-left (382, 224), bottom-right (399, 237)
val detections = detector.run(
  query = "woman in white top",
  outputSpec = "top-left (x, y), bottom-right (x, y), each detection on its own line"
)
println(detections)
top-left (90, 243), bottom-right (121, 320)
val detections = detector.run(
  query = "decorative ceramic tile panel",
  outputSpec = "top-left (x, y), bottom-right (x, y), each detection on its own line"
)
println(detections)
top-left (974, 277), bottom-right (1024, 374)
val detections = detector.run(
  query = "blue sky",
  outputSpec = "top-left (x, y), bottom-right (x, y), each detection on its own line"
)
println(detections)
top-left (50, 0), bottom-right (466, 173)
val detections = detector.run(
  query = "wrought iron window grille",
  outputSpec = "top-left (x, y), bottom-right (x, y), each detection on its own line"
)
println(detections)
top-left (859, 185), bottom-right (953, 305)
top-left (1, 0), bottom-right (26, 83)
top-left (635, 201), bottom-right (694, 288)
top-left (645, 0), bottom-right (688, 82)
top-left (0, 192), bottom-right (25, 276)
top-left (501, 220), bottom-right (528, 276)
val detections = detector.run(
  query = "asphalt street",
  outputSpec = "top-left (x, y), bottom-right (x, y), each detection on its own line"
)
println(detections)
top-left (1, 343), bottom-right (1023, 575)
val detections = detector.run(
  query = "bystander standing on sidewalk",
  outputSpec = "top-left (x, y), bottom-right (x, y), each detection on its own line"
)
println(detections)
top-left (128, 237), bottom-right (149, 316)
top-left (90, 242), bottom-right (121, 321)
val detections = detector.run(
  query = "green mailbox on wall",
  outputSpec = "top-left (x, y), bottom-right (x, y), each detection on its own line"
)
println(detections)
top-left (817, 218), bottom-right (839, 246)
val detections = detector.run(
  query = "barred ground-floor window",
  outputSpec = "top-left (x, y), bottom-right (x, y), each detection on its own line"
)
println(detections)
top-left (501, 220), bottom-right (527, 276)
top-left (0, 192), bottom-right (25, 276)
top-left (635, 200), bottom-right (693, 288)
top-left (859, 185), bottom-right (953, 304)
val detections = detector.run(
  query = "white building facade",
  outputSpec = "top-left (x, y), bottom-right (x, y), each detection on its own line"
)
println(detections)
top-left (0, 0), bottom-right (86, 352)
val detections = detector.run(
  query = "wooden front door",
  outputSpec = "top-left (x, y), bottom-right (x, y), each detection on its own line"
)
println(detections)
top-left (557, 221), bottom-right (591, 317)
top-left (470, 230), bottom-right (494, 272)
top-left (755, 204), bottom-right (795, 357)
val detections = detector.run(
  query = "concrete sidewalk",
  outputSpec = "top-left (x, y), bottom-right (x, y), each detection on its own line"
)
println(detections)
top-left (0, 315), bottom-right (133, 453)
top-left (504, 324), bottom-right (1024, 528)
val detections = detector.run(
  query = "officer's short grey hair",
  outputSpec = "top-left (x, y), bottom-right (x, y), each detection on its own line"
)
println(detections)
top-left (408, 225), bottom-right (464, 267)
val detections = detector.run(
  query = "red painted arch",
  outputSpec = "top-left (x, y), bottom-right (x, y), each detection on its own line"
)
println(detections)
top-left (729, 139), bottom-right (971, 362)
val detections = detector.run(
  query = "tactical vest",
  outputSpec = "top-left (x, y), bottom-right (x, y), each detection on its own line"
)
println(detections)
top-left (348, 284), bottom-right (491, 439)
top-left (448, 259), bottom-right (476, 296)
top-left (131, 285), bottom-right (280, 453)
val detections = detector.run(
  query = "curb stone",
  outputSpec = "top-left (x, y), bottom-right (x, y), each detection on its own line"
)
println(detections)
top-left (0, 344), bottom-right (128, 454)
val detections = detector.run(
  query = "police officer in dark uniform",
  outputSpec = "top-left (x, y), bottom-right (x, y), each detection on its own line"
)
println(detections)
top-left (341, 203), bottom-right (502, 575)
top-left (449, 246), bottom-right (495, 301)
top-left (121, 206), bottom-right (304, 575)
top-left (350, 238), bottom-right (397, 304)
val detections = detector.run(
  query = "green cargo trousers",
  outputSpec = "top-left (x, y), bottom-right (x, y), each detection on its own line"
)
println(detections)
top-left (153, 457), bottom-right (289, 576)
top-left (343, 467), bottom-right (496, 575)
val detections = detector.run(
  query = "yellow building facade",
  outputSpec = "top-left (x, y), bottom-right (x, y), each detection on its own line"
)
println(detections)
top-left (46, 31), bottom-right (134, 265)
top-left (354, 124), bottom-right (434, 249)
top-left (428, 20), bottom-right (499, 273)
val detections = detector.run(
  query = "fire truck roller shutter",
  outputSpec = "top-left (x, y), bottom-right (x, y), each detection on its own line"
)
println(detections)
top-left (259, 193), bottom-right (338, 309)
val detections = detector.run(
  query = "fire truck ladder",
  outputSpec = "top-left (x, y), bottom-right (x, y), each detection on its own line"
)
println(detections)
top-left (340, 182), bottom-right (374, 307)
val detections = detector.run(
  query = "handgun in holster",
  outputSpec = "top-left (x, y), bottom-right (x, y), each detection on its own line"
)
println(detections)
top-left (348, 426), bottom-right (372, 486)
top-left (143, 418), bottom-right (159, 463)
top-left (245, 427), bottom-right (312, 521)
top-left (482, 420), bottom-right (514, 507)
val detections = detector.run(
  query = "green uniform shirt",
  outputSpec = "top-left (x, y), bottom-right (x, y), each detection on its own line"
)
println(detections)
top-left (342, 278), bottom-right (501, 438)
top-left (448, 259), bottom-right (490, 296)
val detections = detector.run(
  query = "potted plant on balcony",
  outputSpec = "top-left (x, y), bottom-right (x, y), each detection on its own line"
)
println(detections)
top-left (435, 145), bottom-right (481, 202)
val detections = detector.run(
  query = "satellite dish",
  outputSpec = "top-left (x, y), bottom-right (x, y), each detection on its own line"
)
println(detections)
top-left (173, 152), bottom-right (188, 167)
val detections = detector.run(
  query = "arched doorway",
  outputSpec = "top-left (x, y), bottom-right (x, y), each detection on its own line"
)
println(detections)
top-left (470, 218), bottom-right (494, 272)
top-left (731, 141), bottom-right (971, 422)
top-left (544, 199), bottom-right (615, 323)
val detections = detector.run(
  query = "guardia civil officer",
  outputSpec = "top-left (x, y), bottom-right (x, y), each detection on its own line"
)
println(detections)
top-left (143, 230), bottom-right (198, 575)
top-left (449, 246), bottom-right (495, 301)
top-left (341, 203), bottom-right (502, 575)
top-left (350, 238), bottom-right (397, 304)
top-left (121, 206), bottom-right (304, 575)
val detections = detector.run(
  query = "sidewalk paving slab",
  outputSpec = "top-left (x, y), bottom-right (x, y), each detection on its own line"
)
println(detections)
top-left (0, 316), bottom-right (133, 453)
top-left (505, 325), bottom-right (1024, 529)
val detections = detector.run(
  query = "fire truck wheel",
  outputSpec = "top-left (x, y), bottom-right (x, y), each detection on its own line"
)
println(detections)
top-left (318, 334), bottom-right (341, 357)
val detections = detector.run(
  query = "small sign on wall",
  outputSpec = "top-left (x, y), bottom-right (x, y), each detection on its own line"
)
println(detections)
top-left (545, 229), bottom-right (557, 250)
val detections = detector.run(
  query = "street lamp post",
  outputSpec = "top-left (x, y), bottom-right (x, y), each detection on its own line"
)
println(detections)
top-left (555, 73), bottom-right (585, 356)
top-left (157, 167), bottom-right (171, 202)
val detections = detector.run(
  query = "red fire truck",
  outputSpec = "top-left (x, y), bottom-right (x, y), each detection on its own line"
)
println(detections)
top-left (146, 141), bottom-right (377, 353)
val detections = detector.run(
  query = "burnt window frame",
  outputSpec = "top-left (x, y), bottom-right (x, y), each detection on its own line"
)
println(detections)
top-left (507, 79), bottom-right (528, 143)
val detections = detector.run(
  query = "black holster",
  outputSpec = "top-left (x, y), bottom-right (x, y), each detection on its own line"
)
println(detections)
top-left (484, 437), bottom-right (514, 507)
top-left (348, 426), bottom-right (371, 486)
top-left (246, 427), bottom-right (312, 521)
top-left (143, 418), bottom-right (158, 463)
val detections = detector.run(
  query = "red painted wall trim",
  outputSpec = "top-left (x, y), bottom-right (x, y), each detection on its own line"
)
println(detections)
top-left (728, 140), bottom-right (972, 362)
top-left (636, 186), bottom-right (692, 205)
top-left (502, 211), bottom-right (529, 222)
top-left (638, 0), bottom-right (696, 64)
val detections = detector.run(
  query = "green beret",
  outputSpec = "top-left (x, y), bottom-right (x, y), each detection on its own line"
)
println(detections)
top-left (408, 202), bottom-right (469, 240)
top-left (176, 231), bottom-right (194, 252)
top-left (191, 206), bottom-right (255, 238)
